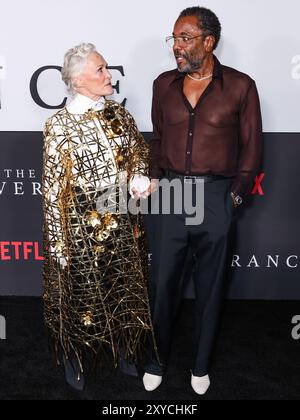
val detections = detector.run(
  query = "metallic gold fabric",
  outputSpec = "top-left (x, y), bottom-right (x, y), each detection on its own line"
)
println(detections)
top-left (42, 99), bottom-right (155, 369)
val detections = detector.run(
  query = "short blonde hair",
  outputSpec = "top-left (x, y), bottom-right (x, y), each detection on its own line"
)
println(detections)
top-left (61, 43), bottom-right (96, 95)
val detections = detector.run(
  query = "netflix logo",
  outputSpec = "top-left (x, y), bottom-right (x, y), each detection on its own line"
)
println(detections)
top-left (0, 241), bottom-right (44, 261)
top-left (252, 173), bottom-right (265, 196)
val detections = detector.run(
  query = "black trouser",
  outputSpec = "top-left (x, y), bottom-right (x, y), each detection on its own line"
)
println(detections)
top-left (144, 176), bottom-right (235, 376)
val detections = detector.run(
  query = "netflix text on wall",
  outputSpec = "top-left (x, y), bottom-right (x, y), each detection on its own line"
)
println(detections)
top-left (0, 241), bottom-right (44, 262)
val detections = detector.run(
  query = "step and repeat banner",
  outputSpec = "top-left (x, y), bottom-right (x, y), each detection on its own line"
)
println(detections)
top-left (0, 0), bottom-right (300, 298)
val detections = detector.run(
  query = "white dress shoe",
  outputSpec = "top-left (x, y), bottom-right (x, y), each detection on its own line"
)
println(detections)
top-left (191, 374), bottom-right (210, 395)
top-left (143, 373), bottom-right (162, 391)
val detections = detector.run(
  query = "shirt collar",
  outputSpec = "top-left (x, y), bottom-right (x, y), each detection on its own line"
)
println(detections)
top-left (66, 93), bottom-right (106, 114)
top-left (170, 55), bottom-right (224, 88)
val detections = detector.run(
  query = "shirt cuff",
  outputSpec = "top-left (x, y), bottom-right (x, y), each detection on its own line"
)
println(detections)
top-left (231, 173), bottom-right (254, 197)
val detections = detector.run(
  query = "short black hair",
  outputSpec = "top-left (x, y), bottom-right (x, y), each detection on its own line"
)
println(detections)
top-left (179, 6), bottom-right (221, 50)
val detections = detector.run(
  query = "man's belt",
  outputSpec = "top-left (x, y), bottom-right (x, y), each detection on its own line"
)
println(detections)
top-left (164, 170), bottom-right (232, 184)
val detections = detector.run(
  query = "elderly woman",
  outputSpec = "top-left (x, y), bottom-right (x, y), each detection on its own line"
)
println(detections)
top-left (42, 43), bottom-right (157, 390)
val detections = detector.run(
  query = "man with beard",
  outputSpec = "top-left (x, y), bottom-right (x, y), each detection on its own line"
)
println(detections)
top-left (143, 6), bottom-right (262, 395)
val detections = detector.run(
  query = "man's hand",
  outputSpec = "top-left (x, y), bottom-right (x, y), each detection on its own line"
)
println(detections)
top-left (148, 178), bottom-right (159, 195)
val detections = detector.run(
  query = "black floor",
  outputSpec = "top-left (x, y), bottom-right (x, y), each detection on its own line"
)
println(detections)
top-left (0, 298), bottom-right (300, 400)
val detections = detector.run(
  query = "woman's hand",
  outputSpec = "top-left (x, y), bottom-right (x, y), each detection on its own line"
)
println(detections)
top-left (130, 178), bottom-right (159, 199)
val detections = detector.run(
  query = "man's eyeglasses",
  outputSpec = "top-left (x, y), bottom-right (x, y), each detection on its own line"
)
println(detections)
top-left (165, 35), bottom-right (203, 48)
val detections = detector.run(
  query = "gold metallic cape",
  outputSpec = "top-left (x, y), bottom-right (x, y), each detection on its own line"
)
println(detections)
top-left (42, 100), bottom-right (155, 369)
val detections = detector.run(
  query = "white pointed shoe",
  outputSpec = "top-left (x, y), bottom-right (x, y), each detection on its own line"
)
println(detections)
top-left (143, 373), bottom-right (162, 391)
top-left (191, 374), bottom-right (210, 395)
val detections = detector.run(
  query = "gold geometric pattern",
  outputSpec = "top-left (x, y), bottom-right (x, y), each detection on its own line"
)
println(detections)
top-left (42, 99), bottom-right (156, 370)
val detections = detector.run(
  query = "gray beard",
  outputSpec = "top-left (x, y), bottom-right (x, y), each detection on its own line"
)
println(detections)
top-left (177, 57), bottom-right (204, 73)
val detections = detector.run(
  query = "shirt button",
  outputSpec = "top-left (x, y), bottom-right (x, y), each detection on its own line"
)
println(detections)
top-left (187, 151), bottom-right (191, 155)
top-left (191, 113), bottom-right (195, 116)
top-left (189, 132), bottom-right (193, 136)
